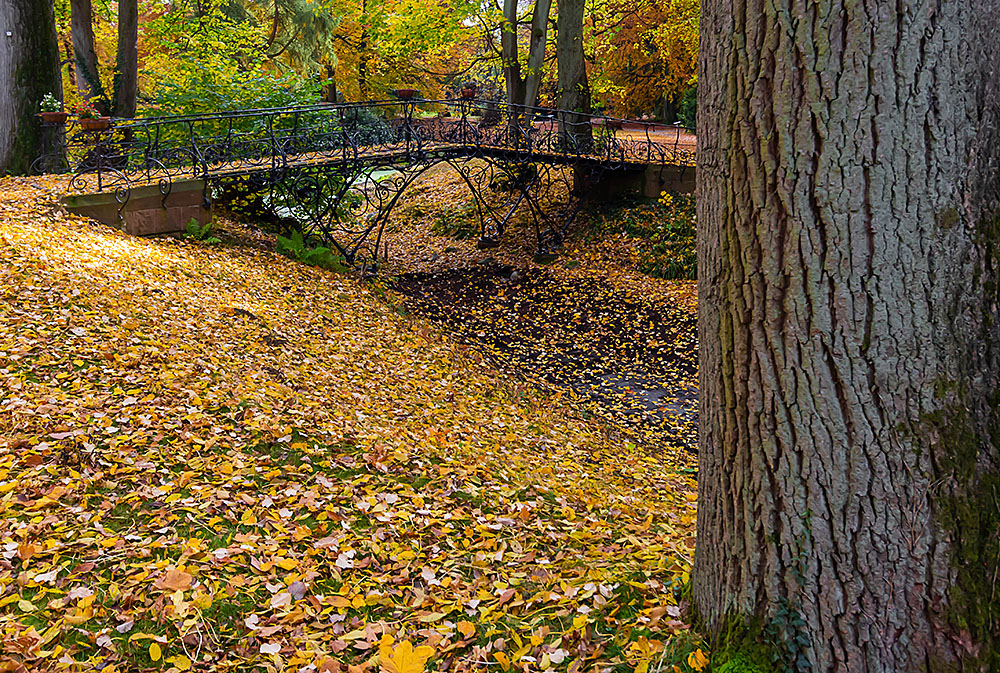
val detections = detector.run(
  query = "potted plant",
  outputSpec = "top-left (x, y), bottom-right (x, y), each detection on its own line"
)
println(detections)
top-left (72, 100), bottom-right (111, 131)
top-left (460, 81), bottom-right (477, 99)
top-left (394, 88), bottom-right (418, 100)
top-left (38, 93), bottom-right (69, 124)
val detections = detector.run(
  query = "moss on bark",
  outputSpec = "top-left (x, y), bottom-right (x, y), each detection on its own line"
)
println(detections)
top-left (923, 209), bottom-right (1000, 672)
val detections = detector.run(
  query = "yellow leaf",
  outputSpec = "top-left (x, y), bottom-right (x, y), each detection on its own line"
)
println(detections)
top-left (687, 649), bottom-right (708, 671)
top-left (169, 654), bottom-right (192, 671)
top-left (65, 607), bottom-right (94, 624)
top-left (18, 599), bottom-right (36, 612)
top-left (379, 639), bottom-right (434, 673)
top-left (457, 621), bottom-right (475, 639)
top-left (241, 510), bottom-right (257, 525)
top-left (329, 596), bottom-right (352, 608)
top-left (149, 643), bottom-right (162, 661)
top-left (572, 614), bottom-right (588, 630)
top-left (494, 652), bottom-right (511, 672)
top-left (352, 594), bottom-right (366, 609)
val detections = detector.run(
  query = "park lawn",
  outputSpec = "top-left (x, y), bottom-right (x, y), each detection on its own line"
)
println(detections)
top-left (0, 176), bottom-right (700, 673)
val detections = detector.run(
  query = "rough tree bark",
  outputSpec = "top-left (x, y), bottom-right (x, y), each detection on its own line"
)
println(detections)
top-left (69, 0), bottom-right (103, 100)
top-left (694, 2), bottom-right (1000, 672)
top-left (113, 0), bottom-right (138, 118)
top-left (555, 0), bottom-right (591, 149)
top-left (0, 0), bottom-right (62, 175)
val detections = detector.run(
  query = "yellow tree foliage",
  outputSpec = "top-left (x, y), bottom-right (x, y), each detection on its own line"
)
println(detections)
top-left (588, 0), bottom-right (698, 117)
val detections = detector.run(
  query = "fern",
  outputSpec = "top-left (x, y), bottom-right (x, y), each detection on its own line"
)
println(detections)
top-left (184, 218), bottom-right (221, 244)
top-left (276, 230), bottom-right (306, 257)
top-left (277, 231), bottom-right (347, 272)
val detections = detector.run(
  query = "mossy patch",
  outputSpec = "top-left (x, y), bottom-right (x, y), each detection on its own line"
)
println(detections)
top-left (937, 207), bottom-right (960, 229)
top-left (919, 207), bottom-right (1000, 672)
top-left (701, 610), bottom-right (800, 673)
top-left (924, 400), bottom-right (1000, 673)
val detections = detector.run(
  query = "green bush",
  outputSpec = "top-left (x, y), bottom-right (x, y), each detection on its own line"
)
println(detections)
top-left (148, 68), bottom-right (321, 117)
top-left (591, 192), bottom-right (697, 280)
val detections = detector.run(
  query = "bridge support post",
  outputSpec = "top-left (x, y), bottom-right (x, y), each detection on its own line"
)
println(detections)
top-left (61, 178), bottom-right (212, 236)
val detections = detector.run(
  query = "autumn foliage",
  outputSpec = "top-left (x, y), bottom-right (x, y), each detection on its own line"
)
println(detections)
top-left (0, 177), bottom-right (702, 671)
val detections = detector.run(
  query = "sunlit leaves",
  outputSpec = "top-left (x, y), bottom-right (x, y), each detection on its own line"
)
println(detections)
top-left (0, 175), bottom-right (702, 672)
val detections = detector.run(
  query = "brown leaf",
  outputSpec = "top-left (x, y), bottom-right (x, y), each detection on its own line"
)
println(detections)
top-left (154, 568), bottom-right (193, 591)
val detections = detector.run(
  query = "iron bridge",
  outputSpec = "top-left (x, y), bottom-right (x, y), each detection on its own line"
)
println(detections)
top-left (35, 98), bottom-right (695, 266)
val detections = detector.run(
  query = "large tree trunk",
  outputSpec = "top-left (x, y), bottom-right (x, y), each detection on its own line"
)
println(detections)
top-left (70, 0), bottom-right (103, 100)
top-left (0, 0), bottom-right (63, 175)
top-left (555, 0), bottom-right (590, 150)
top-left (113, 0), bottom-right (138, 118)
top-left (694, 2), bottom-right (1000, 672)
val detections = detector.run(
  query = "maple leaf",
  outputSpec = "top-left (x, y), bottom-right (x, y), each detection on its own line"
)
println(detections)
top-left (379, 637), bottom-right (434, 673)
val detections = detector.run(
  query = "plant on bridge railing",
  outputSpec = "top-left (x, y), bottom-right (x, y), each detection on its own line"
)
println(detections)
top-left (276, 230), bottom-right (349, 273)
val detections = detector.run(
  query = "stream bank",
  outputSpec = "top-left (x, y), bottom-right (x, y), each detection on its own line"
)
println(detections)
top-left (391, 261), bottom-right (699, 450)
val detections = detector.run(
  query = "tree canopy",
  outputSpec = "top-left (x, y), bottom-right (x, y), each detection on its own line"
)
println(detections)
top-left (44, 0), bottom-right (698, 119)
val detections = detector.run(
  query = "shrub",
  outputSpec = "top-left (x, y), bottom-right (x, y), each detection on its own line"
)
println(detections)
top-left (678, 84), bottom-right (697, 129)
top-left (590, 192), bottom-right (697, 280)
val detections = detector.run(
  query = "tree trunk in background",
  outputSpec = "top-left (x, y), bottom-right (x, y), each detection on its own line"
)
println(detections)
top-left (501, 0), bottom-right (524, 108)
top-left (113, 0), bottom-right (137, 118)
top-left (70, 0), bottom-right (103, 100)
top-left (0, 0), bottom-right (62, 175)
top-left (357, 0), bottom-right (369, 100)
top-left (522, 0), bottom-right (551, 109)
top-left (695, 1), bottom-right (1000, 672)
top-left (555, 0), bottom-right (590, 149)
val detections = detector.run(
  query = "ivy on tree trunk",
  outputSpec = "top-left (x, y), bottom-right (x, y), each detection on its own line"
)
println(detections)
top-left (70, 0), bottom-right (103, 101)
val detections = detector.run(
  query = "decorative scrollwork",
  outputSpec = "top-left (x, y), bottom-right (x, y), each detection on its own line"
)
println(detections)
top-left (37, 97), bottom-right (695, 267)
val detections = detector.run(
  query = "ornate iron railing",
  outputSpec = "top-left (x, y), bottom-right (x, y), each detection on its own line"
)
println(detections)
top-left (34, 98), bottom-right (696, 266)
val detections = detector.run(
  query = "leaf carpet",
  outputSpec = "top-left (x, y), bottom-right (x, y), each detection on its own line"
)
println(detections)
top-left (0, 177), bottom-right (699, 672)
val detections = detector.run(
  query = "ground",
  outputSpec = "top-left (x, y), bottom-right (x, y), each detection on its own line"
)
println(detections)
top-left (0, 174), bottom-right (701, 673)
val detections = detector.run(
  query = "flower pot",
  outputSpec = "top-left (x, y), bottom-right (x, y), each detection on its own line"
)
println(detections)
top-left (38, 111), bottom-right (69, 124)
top-left (460, 88), bottom-right (477, 99)
top-left (79, 116), bottom-right (111, 132)
top-left (394, 89), bottom-right (418, 100)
